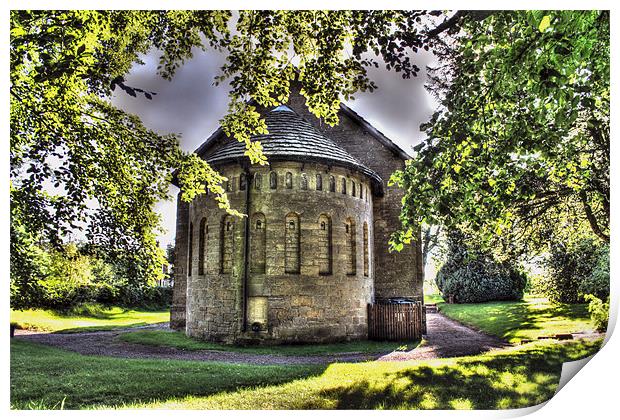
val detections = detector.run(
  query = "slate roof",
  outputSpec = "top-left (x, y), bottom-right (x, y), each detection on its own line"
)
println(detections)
top-left (203, 106), bottom-right (384, 193)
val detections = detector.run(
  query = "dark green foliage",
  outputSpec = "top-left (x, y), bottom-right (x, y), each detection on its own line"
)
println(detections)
top-left (542, 238), bottom-right (609, 303)
top-left (580, 244), bottom-right (610, 299)
top-left (436, 232), bottom-right (526, 303)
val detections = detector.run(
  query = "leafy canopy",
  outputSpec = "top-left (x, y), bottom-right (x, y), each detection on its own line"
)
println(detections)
top-left (12, 10), bottom-right (609, 310)
top-left (10, 10), bottom-right (443, 308)
top-left (390, 11), bottom-right (609, 256)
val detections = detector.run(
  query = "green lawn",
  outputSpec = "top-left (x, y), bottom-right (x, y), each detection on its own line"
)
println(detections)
top-left (10, 305), bottom-right (169, 333)
top-left (119, 330), bottom-right (419, 356)
top-left (437, 296), bottom-right (594, 343)
top-left (10, 338), bottom-right (601, 409)
top-left (424, 294), bottom-right (445, 304)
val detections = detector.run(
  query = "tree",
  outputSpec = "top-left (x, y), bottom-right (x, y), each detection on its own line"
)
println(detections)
top-left (10, 11), bottom-right (235, 308)
top-left (421, 225), bottom-right (442, 268)
top-left (542, 237), bottom-right (609, 303)
top-left (435, 230), bottom-right (527, 303)
top-left (390, 11), bottom-right (609, 256)
top-left (165, 243), bottom-right (176, 281)
top-left (11, 10), bottom-right (452, 308)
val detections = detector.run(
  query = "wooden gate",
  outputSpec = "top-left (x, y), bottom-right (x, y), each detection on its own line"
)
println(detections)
top-left (367, 302), bottom-right (424, 341)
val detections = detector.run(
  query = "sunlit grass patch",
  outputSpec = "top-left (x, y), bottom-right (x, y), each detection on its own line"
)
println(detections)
top-left (437, 295), bottom-right (594, 343)
top-left (424, 294), bottom-right (445, 304)
top-left (10, 305), bottom-right (169, 333)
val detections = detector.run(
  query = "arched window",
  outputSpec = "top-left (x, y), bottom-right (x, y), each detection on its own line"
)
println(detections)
top-left (239, 173), bottom-right (247, 191)
top-left (250, 213), bottom-right (266, 274)
top-left (329, 175), bottom-right (336, 192)
top-left (198, 218), bottom-right (207, 275)
top-left (300, 173), bottom-right (308, 190)
top-left (318, 214), bottom-right (332, 275)
top-left (352, 181), bottom-right (356, 197)
top-left (188, 222), bottom-right (193, 277)
top-left (254, 173), bottom-right (262, 190)
top-left (316, 174), bottom-right (323, 191)
top-left (269, 172), bottom-right (277, 189)
top-left (285, 172), bottom-right (293, 189)
top-left (341, 178), bottom-right (347, 194)
top-left (221, 215), bottom-right (235, 274)
top-left (360, 183), bottom-right (363, 199)
top-left (363, 222), bottom-right (369, 277)
top-left (345, 218), bottom-right (356, 275)
top-left (285, 213), bottom-right (300, 274)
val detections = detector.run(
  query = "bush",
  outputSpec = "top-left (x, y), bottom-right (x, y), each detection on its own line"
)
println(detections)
top-left (436, 232), bottom-right (527, 303)
top-left (37, 244), bottom-right (97, 309)
top-left (115, 283), bottom-right (172, 309)
top-left (580, 245), bottom-right (610, 299)
top-left (11, 242), bottom-right (172, 311)
top-left (584, 294), bottom-right (609, 332)
top-left (542, 238), bottom-right (609, 303)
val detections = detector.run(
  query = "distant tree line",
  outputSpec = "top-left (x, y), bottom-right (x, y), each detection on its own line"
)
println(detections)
top-left (10, 241), bottom-right (172, 311)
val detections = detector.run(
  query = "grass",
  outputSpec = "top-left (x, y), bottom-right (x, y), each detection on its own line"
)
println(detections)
top-left (10, 304), bottom-right (169, 333)
top-left (10, 340), bottom-right (323, 409)
top-left (119, 330), bottom-right (419, 356)
top-left (437, 295), bottom-right (594, 343)
top-left (424, 294), bottom-right (445, 304)
top-left (10, 338), bottom-right (602, 409)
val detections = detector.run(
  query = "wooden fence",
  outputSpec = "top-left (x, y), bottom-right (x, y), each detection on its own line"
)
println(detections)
top-left (367, 302), bottom-right (424, 341)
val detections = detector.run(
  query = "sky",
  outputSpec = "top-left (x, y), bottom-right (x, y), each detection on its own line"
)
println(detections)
top-left (112, 47), bottom-right (439, 249)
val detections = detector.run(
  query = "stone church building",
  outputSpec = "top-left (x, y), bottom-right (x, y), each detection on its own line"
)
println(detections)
top-left (171, 90), bottom-right (424, 343)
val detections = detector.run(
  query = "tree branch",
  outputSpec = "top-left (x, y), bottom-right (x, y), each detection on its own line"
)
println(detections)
top-left (580, 190), bottom-right (609, 242)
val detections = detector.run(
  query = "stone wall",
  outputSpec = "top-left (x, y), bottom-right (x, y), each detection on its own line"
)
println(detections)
top-left (281, 91), bottom-right (424, 301)
top-left (170, 195), bottom-right (189, 330)
top-left (184, 161), bottom-right (375, 343)
top-left (170, 88), bottom-right (426, 339)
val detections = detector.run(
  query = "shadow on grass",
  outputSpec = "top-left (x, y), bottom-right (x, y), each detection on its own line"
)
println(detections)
top-left (119, 330), bottom-right (421, 356)
top-left (11, 338), bottom-right (602, 409)
top-left (307, 340), bottom-right (602, 410)
top-left (10, 340), bottom-right (327, 409)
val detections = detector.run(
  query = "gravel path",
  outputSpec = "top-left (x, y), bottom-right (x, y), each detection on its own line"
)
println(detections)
top-left (378, 312), bottom-right (508, 361)
top-left (14, 313), bottom-right (509, 365)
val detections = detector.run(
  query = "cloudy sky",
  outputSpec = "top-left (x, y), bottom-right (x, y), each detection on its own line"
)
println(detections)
top-left (112, 48), bottom-right (438, 247)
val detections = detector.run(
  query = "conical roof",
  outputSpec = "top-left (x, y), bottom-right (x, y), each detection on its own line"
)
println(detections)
top-left (203, 106), bottom-right (383, 191)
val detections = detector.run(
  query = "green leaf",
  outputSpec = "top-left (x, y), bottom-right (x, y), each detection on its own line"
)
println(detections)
top-left (539, 15), bottom-right (551, 33)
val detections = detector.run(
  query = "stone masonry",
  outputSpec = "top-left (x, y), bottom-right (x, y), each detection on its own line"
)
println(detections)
top-left (171, 92), bottom-right (424, 344)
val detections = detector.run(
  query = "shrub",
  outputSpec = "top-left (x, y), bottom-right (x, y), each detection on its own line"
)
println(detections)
top-left (584, 294), bottom-right (609, 332)
top-left (11, 242), bottom-right (172, 311)
top-left (115, 283), bottom-right (172, 309)
top-left (580, 245), bottom-right (610, 299)
top-left (436, 232), bottom-right (527, 303)
top-left (38, 245), bottom-right (97, 309)
top-left (542, 238), bottom-right (608, 303)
